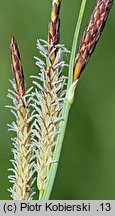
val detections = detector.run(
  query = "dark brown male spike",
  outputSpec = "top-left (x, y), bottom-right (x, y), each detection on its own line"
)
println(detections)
top-left (74, 0), bottom-right (113, 81)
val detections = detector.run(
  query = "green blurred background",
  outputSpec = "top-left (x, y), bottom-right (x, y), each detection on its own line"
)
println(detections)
top-left (0, 0), bottom-right (115, 200)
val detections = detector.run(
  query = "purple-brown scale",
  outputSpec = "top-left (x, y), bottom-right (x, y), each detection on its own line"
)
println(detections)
top-left (10, 37), bottom-right (25, 97)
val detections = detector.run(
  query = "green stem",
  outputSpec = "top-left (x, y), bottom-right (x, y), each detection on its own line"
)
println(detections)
top-left (68, 0), bottom-right (87, 87)
top-left (41, 0), bottom-right (87, 200)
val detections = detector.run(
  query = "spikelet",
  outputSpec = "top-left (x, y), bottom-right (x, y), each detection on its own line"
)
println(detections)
top-left (74, 0), bottom-right (113, 81)
top-left (31, 0), bottom-right (69, 199)
top-left (7, 37), bottom-right (35, 200)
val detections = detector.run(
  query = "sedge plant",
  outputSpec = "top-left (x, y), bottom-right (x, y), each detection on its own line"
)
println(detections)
top-left (7, 0), bottom-right (113, 200)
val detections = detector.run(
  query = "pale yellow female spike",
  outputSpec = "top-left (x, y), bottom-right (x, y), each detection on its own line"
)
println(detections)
top-left (8, 37), bottom-right (34, 200)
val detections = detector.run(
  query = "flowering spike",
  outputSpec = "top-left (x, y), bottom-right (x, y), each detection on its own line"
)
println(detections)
top-left (8, 37), bottom-right (34, 200)
top-left (33, 42), bottom-right (68, 199)
top-left (32, 0), bottom-right (69, 199)
top-left (74, 0), bottom-right (113, 81)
